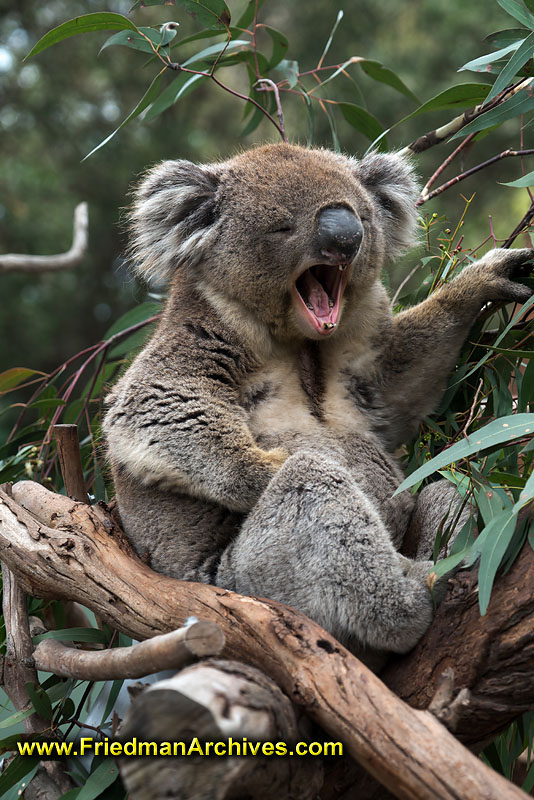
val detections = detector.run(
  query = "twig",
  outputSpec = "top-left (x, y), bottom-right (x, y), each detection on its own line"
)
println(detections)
top-left (502, 198), bottom-right (534, 248)
top-left (0, 203), bottom-right (88, 274)
top-left (418, 149), bottom-right (534, 206)
top-left (400, 79), bottom-right (534, 157)
top-left (418, 133), bottom-right (477, 203)
top-left (33, 621), bottom-right (225, 680)
top-left (255, 78), bottom-right (288, 143)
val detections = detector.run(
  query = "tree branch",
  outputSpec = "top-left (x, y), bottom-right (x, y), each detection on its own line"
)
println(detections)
top-left (0, 480), bottom-right (530, 800)
top-left (400, 79), bottom-right (534, 157)
top-left (0, 203), bottom-right (88, 274)
top-left (33, 621), bottom-right (224, 680)
top-left (1, 561), bottom-right (72, 799)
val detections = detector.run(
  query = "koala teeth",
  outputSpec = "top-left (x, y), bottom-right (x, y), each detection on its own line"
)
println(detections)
top-left (305, 302), bottom-right (314, 310)
top-left (323, 322), bottom-right (336, 330)
top-left (338, 264), bottom-right (347, 271)
top-left (328, 299), bottom-right (334, 308)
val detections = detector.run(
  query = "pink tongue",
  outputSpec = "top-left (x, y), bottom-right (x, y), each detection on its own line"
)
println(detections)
top-left (300, 270), bottom-right (330, 318)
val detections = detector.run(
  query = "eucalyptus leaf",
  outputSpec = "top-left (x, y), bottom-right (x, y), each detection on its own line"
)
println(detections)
top-left (277, 59), bottom-right (299, 88)
top-left (459, 40), bottom-right (525, 72)
top-left (83, 73), bottom-right (163, 160)
top-left (497, 0), bottom-right (534, 30)
top-left (475, 509), bottom-right (518, 614)
top-left (395, 413), bottom-right (534, 494)
top-left (144, 72), bottom-right (207, 120)
top-left (76, 759), bottom-right (119, 800)
top-left (339, 102), bottom-right (385, 144)
top-left (501, 168), bottom-right (534, 186)
top-left (484, 30), bottom-right (534, 103)
top-left (25, 13), bottom-right (139, 60)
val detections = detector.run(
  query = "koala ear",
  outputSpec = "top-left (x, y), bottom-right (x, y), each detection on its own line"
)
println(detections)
top-left (355, 152), bottom-right (420, 259)
top-left (128, 160), bottom-right (220, 284)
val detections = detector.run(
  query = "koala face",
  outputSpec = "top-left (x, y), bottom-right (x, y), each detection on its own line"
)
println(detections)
top-left (129, 143), bottom-right (419, 341)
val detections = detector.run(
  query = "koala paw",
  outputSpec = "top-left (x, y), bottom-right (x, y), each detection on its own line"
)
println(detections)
top-left (475, 247), bottom-right (534, 305)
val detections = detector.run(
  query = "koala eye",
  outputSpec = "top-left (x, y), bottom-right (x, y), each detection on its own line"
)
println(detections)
top-left (269, 224), bottom-right (294, 235)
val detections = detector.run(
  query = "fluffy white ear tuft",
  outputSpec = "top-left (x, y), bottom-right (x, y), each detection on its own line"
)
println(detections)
top-left (128, 160), bottom-right (220, 285)
top-left (355, 152), bottom-right (420, 259)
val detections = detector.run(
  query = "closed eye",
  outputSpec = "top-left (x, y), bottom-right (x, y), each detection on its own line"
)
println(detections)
top-left (269, 225), bottom-right (293, 234)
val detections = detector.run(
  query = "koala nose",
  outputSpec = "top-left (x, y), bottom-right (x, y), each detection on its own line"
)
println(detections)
top-left (316, 206), bottom-right (364, 263)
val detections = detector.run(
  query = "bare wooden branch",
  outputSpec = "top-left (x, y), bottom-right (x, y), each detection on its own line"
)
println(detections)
top-left (33, 621), bottom-right (225, 680)
top-left (54, 424), bottom-right (89, 504)
top-left (0, 203), bottom-right (88, 274)
top-left (119, 660), bottom-right (323, 800)
top-left (0, 480), bottom-right (530, 800)
top-left (400, 79), bottom-right (534, 157)
top-left (1, 562), bottom-right (72, 799)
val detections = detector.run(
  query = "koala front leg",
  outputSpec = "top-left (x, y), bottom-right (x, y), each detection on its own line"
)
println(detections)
top-left (216, 451), bottom-right (439, 655)
top-left (104, 380), bottom-right (286, 513)
top-left (377, 247), bottom-right (533, 447)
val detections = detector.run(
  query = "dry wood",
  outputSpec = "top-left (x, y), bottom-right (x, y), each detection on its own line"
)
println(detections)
top-left (0, 480), bottom-right (529, 800)
top-left (33, 621), bottom-right (225, 680)
top-left (0, 203), bottom-right (88, 273)
top-left (54, 424), bottom-right (89, 504)
top-left (1, 564), bottom-right (73, 799)
top-left (118, 659), bottom-right (323, 800)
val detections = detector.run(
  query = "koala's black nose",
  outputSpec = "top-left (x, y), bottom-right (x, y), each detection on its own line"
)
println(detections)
top-left (316, 206), bottom-right (364, 263)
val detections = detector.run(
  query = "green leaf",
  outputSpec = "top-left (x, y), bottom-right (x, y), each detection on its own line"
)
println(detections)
top-left (25, 13), bottom-right (139, 60)
top-left (144, 72), bottom-right (207, 120)
top-left (240, 103), bottom-right (267, 136)
top-left (502, 168), bottom-right (534, 186)
top-left (263, 26), bottom-right (288, 69)
top-left (476, 509), bottom-right (518, 614)
top-left (175, 0), bottom-right (231, 29)
top-left (485, 30), bottom-right (534, 103)
top-left (0, 755), bottom-right (40, 796)
top-left (76, 759), bottom-right (119, 800)
top-left (101, 24), bottom-right (179, 55)
top-left (25, 683), bottom-right (53, 721)
top-left (339, 102), bottom-right (385, 143)
top-left (277, 58), bottom-right (299, 88)
top-left (395, 413), bottom-right (534, 494)
top-left (0, 707), bottom-right (36, 730)
top-left (0, 368), bottom-right (45, 393)
top-left (83, 73), bottom-right (163, 160)
top-left (359, 60), bottom-right (419, 104)
top-left (450, 83), bottom-right (534, 139)
top-left (485, 28), bottom-right (531, 47)
top-left (33, 627), bottom-right (110, 644)
top-left (59, 697), bottom-right (76, 723)
top-left (319, 10), bottom-right (344, 67)
top-left (181, 37), bottom-right (250, 67)
top-left (497, 0), bottom-right (534, 29)
top-left (411, 83), bottom-right (492, 114)
top-left (519, 356), bottom-right (534, 410)
top-left (459, 40), bottom-right (526, 73)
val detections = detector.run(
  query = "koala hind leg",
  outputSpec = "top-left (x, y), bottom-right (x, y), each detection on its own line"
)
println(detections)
top-left (216, 451), bottom-right (436, 656)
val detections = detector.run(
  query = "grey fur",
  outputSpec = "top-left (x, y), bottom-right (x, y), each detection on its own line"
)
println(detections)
top-left (104, 143), bottom-right (533, 663)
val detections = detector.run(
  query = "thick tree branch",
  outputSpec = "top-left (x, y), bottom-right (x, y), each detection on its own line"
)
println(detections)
top-left (0, 480), bottom-right (530, 800)
top-left (33, 621), bottom-right (225, 680)
top-left (119, 659), bottom-right (323, 800)
top-left (0, 203), bottom-right (88, 274)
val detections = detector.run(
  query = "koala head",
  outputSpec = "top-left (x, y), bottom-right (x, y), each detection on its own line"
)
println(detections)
top-left (129, 143), bottom-right (419, 341)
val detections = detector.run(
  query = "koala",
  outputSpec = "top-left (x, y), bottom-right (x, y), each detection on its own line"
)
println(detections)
top-left (103, 143), bottom-right (533, 668)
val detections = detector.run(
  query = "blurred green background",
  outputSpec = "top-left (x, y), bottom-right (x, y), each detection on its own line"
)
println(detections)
top-left (0, 0), bottom-right (528, 384)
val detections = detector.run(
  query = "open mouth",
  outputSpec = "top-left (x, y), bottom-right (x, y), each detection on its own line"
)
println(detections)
top-left (292, 263), bottom-right (349, 337)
